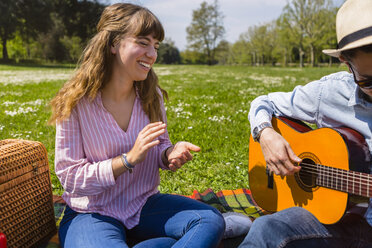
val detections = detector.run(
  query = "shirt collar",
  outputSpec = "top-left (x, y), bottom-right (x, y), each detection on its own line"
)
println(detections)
top-left (348, 83), bottom-right (372, 107)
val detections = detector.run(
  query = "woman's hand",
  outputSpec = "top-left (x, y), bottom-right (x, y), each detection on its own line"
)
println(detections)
top-left (259, 127), bottom-right (302, 176)
top-left (126, 122), bottom-right (166, 166)
top-left (166, 142), bottom-right (201, 172)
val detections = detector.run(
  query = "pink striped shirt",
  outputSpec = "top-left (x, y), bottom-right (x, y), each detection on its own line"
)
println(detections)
top-left (55, 90), bottom-right (172, 229)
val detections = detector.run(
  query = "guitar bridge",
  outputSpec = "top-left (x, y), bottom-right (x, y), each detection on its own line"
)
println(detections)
top-left (266, 167), bottom-right (274, 189)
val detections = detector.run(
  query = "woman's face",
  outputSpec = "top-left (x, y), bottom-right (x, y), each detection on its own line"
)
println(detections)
top-left (111, 34), bottom-right (159, 82)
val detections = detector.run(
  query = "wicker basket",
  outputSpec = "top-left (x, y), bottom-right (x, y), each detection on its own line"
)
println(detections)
top-left (0, 139), bottom-right (57, 248)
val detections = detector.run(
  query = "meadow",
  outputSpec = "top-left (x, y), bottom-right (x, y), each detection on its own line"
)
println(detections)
top-left (0, 64), bottom-right (346, 195)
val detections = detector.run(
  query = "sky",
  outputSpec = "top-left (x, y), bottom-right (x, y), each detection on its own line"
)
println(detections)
top-left (100, 0), bottom-right (345, 51)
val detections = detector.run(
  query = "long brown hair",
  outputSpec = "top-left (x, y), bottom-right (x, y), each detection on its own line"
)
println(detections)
top-left (49, 3), bottom-right (167, 124)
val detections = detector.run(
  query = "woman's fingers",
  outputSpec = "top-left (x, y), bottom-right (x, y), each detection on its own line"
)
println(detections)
top-left (168, 158), bottom-right (182, 171)
top-left (138, 123), bottom-right (166, 147)
top-left (166, 142), bottom-right (201, 172)
top-left (143, 128), bottom-right (165, 144)
top-left (142, 139), bottom-right (160, 151)
top-left (141, 122), bottom-right (166, 136)
top-left (184, 151), bottom-right (193, 161)
top-left (129, 122), bottom-right (166, 165)
top-left (140, 121), bottom-right (163, 132)
top-left (186, 143), bottom-right (201, 152)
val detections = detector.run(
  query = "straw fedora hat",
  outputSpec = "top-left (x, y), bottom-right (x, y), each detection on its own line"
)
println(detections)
top-left (322, 0), bottom-right (372, 57)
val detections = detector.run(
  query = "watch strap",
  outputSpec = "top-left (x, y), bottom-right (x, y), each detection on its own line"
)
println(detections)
top-left (252, 122), bottom-right (272, 142)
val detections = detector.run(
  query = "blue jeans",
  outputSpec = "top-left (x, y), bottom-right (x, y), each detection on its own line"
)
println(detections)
top-left (238, 207), bottom-right (372, 248)
top-left (59, 193), bottom-right (225, 248)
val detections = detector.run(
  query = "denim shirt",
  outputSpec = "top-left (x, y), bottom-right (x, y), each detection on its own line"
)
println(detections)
top-left (248, 71), bottom-right (372, 226)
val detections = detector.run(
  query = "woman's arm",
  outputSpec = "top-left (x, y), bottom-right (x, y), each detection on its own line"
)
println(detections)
top-left (156, 89), bottom-right (173, 169)
top-left (55, 109), bottom-right (116, 196)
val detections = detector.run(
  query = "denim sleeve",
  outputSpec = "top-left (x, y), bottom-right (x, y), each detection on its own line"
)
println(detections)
top-left (248, 80), bottom-right (324, 134)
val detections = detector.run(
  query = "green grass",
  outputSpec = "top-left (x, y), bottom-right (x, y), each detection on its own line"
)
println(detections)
top-left (0, 64), bottom-right (346, 195)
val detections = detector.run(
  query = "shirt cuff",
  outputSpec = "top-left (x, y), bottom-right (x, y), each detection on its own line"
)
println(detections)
top-left (98, 159), bottom-right (116, 188)
top-left (251, 111), bottom-right (272, 135)
top-left (158, 146), bottom-right (172, 170)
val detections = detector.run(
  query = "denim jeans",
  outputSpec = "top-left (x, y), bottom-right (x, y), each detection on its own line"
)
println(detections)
top-left (59, 193), bottom-right (225, 248)
top-left (238, 207), bottom-right (372, 248)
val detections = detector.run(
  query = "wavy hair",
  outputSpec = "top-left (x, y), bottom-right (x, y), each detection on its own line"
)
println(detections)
top-left (49, 3), bottom-right (167, 124)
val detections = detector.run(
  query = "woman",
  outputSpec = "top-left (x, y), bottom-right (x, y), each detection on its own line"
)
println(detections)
top-left (50, 3), bottom-right (225, 248)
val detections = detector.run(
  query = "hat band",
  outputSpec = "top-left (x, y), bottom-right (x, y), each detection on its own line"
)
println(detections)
top-left (338, 26), bottom-right (372, 49)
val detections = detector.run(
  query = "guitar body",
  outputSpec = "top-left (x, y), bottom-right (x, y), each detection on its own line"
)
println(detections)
top-left (248, 116), bottom-right (371, 225)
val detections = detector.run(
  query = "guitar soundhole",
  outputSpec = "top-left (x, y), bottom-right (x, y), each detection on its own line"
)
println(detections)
top-left (296, 158), bottom-right (317, 192)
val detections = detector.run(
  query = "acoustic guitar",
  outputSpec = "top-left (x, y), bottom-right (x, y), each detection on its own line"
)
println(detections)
top-left (248, 116), bottom-right (371, 224)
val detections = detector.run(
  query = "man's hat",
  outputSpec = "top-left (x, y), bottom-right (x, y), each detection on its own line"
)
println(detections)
top-left (322, 0), bottom-right (372, 57)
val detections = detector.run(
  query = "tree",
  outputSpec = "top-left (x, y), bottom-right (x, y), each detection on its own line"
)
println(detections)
top-left (0, 0), bottom-right (52, 60)
top-left (247, 22), bottom-right (277, 66)
top-left (186, 0), bottom-right (225, 65)
top-left (229, 38), bottom-right (252, 65)
top-left (214, 40), bottom-right (230, 65)
top-left (157, 38), bottom-right (181, 64)
top-left (314, 7), bottom-right (337, 66)
top-left (38, 13), bottom-right (68, 62)
top-left (0, 0), bottom-right (19, 60)
top-left (276, 14), bottom-right (296, 66)
top-left (282, 0), bottom-right (333, 67)
top-left (54, 0), bottom-right (104, 43)
top-left (180, 50), bottom-right (207, 64)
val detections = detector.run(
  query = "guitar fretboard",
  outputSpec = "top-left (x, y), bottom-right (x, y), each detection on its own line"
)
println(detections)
top-left (300, 163), bottom-right (372, 198)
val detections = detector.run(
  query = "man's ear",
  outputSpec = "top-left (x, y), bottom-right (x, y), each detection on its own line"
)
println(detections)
top-left (338, 55), bottom-right (347, 63)
top-left (339, 55), bottom-right (351, 72)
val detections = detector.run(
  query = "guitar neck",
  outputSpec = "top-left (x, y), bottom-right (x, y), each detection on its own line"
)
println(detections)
top-left (305, 164), bottom-right (372, 198)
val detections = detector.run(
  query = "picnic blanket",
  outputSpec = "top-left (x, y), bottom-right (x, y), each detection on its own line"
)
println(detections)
top-left (186, 188), bottom-right (266, 218)
top-left (48, 188), bottom-right (266, 248)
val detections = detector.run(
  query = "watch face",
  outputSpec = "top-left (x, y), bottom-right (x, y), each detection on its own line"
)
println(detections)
top-left (253, 122), bottom-right (272, 141)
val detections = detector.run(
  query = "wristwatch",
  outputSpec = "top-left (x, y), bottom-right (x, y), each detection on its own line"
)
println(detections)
top-left (252, 122), bottom-right (272, 142)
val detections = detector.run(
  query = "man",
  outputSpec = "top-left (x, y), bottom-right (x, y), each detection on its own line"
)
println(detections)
top-left (239, 0), bottom-right (372, 247)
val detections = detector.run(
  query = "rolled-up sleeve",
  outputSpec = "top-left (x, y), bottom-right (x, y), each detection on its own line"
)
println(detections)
top-left (55, 109), bottom-right (116, 196)
top-left (248, 80), bottom-right (324, 135)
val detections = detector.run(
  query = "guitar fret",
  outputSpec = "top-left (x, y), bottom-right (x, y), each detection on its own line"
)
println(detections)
top-left (336, 167), bottom-right (341, 191)
top-left (368, 174), bottom-right (371, 197)
top-left (353, 171), bottom-right (355, 195)
top-left (346, 169), bottom-right (348, 193)
top-left (360, 172), bottom-right (362, 196)
top-left (314, 163), bottom-right (372, 197)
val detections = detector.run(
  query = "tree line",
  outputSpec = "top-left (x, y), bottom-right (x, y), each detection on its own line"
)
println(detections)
top-left (0, 0), bottom-right (103, 63)
top-left (183, 0), bottom-right (339, 67)
top-left (0, 0), bottom-right (340, 67)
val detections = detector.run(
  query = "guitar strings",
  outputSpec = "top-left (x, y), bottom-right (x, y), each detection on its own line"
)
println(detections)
top-left (298, 169), bottom-right (371, 196)
top-left (298, 162), bottom-right (370, 181)
top-left (299, 165), bottom-right (371, 184)
top-left (293, 162), bottom-right (371, 195)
